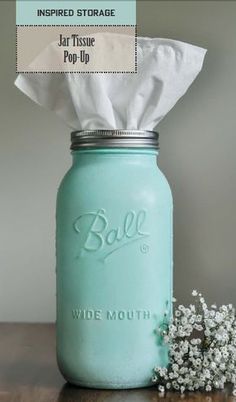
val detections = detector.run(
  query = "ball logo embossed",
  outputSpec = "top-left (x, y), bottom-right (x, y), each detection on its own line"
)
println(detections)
top-left (73, 209), bottom-right (150, 261)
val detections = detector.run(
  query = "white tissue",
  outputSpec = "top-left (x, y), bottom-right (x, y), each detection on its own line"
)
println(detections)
top-left (15, 36), bottom-right (207, 130)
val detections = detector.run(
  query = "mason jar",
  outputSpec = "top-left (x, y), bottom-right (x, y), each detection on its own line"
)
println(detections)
top-left (56, 130), bottom-right (173, 389)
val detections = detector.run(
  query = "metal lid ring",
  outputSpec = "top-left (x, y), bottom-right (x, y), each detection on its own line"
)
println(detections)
top-left (71, 130), bottom-right (159, 150)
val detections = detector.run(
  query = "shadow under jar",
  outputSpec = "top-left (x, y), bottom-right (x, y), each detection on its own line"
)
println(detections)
top-left (56, 130), bottom-right (173, 389)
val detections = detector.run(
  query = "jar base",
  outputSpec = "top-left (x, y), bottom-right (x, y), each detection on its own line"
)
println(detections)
top-left (65, 376), bottom-right (152, 390)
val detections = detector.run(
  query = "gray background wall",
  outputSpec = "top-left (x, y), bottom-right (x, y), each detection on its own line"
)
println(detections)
top-left (0, 1), bottom-right (235, 322)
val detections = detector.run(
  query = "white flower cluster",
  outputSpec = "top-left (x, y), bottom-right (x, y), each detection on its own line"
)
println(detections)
top-left (152, 290), bottom-right (236, 395)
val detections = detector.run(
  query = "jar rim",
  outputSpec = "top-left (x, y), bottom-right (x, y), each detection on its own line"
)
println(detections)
top-left (71, 130), bottom-right (159, 150)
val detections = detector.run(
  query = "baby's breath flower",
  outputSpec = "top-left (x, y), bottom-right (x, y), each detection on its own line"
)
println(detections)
top-left (195, 324), bottom-right (203, 331)
top-left (175, 310), bottom-right (181, 317)
top-left (152, 374), bottom-right (158, 383)
top-left (200, 297), bottom-right (205, 303)
top-left (152, 290), bottom-right (236, 396)
top-left (181, 316), bottom-right (188, 325)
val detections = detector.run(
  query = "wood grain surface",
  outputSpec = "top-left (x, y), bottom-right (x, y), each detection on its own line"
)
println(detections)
top-left (0, 324), bottom-right (234, 402)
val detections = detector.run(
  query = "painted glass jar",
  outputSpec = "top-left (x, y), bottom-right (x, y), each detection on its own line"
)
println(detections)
top-left (56, 130), bottom-right (173, 389)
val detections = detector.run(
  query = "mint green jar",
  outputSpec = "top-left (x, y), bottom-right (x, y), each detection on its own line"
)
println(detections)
top-left (56, 130), bottom-right (173, 389)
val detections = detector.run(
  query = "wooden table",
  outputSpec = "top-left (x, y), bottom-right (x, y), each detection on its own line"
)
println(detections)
top-left (0, 324), bottom-right (234, 402)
